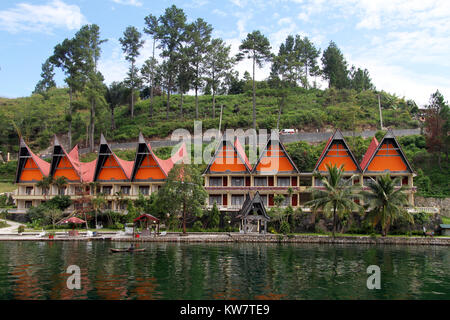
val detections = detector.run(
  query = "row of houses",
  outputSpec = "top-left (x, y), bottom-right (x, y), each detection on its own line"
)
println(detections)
top-left (12, 129), bottom-right (415, 214)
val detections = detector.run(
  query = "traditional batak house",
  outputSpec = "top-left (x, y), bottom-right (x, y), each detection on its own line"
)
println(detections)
top-left (203, 132), bottom-right (301, 213)
top-left (13, 133), bottom-right (186, 213)
top-left (312, 129), bottom-right (363, 186)
top-left (359, 130), bottom-right (415, 204)
top-left (203, 133), bottom-right (252, 212)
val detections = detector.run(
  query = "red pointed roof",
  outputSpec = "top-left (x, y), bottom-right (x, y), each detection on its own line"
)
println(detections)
top-left (314, 135), bottom-right (333, 171)
top-left (22, 138), bottom-right (50, 176)
top-left (234, 138), bottom-right (252, 171)
top-left (360, 137), bottom-right (379, 171)
top-left (80, 159), bottom-right (97, 183)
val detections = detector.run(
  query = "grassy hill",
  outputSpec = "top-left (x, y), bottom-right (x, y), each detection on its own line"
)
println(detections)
top-left (0, 86), bottom-right (419, 154)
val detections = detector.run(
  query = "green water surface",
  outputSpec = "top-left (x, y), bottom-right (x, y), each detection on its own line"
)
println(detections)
top-left (0, 241), bottom-right (448, 300)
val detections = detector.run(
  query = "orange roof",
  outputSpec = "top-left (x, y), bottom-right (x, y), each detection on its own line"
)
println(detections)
top-left (16, 137), bottom-right (50, 182)
top-left (204, 134), bottom-right (252, 174)
top-left (252, 135), bottom-right (299, 174)
top-left (131, 133), bottom-right (187, 181)
top-left (314, 130), bottom-right (361, 173)
top-left (362, 130), bottom-right (413, 174)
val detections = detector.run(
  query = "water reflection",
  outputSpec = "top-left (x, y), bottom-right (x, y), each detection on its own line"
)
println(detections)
top-left (0, 241), bottom-right (448, 300)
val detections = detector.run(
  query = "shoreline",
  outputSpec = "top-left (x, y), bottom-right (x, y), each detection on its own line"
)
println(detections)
top-left (0, 232), bottom-right (449, 246)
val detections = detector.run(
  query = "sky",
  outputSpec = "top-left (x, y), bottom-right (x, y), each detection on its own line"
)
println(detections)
top-left (1, 0), bottom-right (450, 106)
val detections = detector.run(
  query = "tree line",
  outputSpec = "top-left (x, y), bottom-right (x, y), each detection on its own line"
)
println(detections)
top-left (34, 5), bottom-right (375, 151)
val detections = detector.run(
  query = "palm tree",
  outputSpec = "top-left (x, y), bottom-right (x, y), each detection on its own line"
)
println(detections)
top-left (36, 175), bottom-right (53, 200)
top-left (92, 194), bottom-right (106, 229)
top-left (305, 164), bottom-right (362, 238)
top-left (361, 174), bottom-right (412, 237)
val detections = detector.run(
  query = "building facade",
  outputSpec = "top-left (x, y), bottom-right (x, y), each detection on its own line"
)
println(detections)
top-left (13, 133), bottom-right (186, 213)
top-left (13, 129), bottom-right (416, 215)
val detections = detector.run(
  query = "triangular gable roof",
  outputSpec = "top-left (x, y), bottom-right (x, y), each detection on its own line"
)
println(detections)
top-left (94, 134), bottom-right (133, 181)
top-left (360, 137), bottom-right (379, 171)
top-left (252, 133), bottom-right (299, 174)
top-left (50, 136), bottom-right (82, 182)
top-left (16, 137), bottom-right (50, 183)
top-left (132, 133), bottom-right (188, 181)
top-left (362, 130), bottom-right (414, 174)
top-left (314, 129), bottom-right (361, 173)
top-left (234, 137), bottom-right (252, 171)
top-left (203, 133), bottom-right (252, 174)
top-left (238, 192), bottom-right (270, 220)
top-left (131, 133), bottom-right (169, 181)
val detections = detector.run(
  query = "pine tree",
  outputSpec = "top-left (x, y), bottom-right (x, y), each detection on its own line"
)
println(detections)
top-left (321, 41), bottom-right (349, 89)
top-left (119, 26), bottom-right (144, 119)
top-left (237, 30), bottom-right (272, 130)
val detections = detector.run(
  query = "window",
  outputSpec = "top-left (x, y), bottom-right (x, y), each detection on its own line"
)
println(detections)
top-left (121, 186), bottom-right (131, 195)
top-left (209, 195), bottom-right (222, 206)
top-left (102, 186), bottom-right (112, 195)
top-left (231, 177), bottom-right (244, 186)
top-left (209, 177), bottom-right (222, 187)
top-left (58, 187), bottom-right (66, 196)
top-left (106, 201), bottom-right (113, 210)
top-left (119, 202), bottom-right (127, 210)
top-left (25, 201), bottom-right (32, 208)
top-left (363, 177), bottom-right (375, 186)
top-left (25, 187), bottom-right (33, 195)
top-left (277, 177), bottom-right (290, 186)
top-left (231, 195), bottom-right (245, 206)
top-left (139, 186), bottom-right (149, 195)
top-left (260, 195), bottom-right (268, 206)
top-left (314, 179), bottom-right (324, 187)
top-left (41, 187), bottom-right (49, 195)
top-left (254, 177), bottom-right (267, 186)
top-left (75, 186), bottom-right (83, 195)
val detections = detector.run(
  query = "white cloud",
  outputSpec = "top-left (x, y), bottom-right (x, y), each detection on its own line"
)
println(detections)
top-left (111, 0), bottom-right (143, 7)
top-left (0, 0), bottom-right (87, 34)
top-left (212, 9), bottom-right (227, 17)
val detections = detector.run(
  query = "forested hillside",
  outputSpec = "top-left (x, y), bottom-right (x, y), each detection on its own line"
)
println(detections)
top-left (0, 86), bottom-right (419, 154)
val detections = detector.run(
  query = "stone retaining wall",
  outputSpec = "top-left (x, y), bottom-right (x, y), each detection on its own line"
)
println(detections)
top-left (415, 196), bottom-right (450, 217)
top-left (2, 233), bottom-right (449, 246)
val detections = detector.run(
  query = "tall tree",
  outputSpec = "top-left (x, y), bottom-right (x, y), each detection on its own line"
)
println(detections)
top-left (75, 24), bottom-right (107, 152)
top-left (362, 174), bottom-right (412, 236)
top-left (237, 30), bottom-right (272, 130)
top-left (143, 14), bottom-right (160, 119)
top-left (349, 66), bottom-right (374, 91)
top-left (33, 58), bottom-right (56, 96)
top-left (158, 163), bottom-right (207, 234)
top-left (321, 41), bottom-right (349, 89)
top-left (186, 18), bottom-right (212, 119)
top-left (297, 36), bottom-right (321, 89)
top-left (271, 35), bottom-right (301, 88)
top-left (140, 57), bottom-right (159, 119)
top-left (147, 5), bottom-right (187, 120)
top-left (105, 81), bottom-right (127, 131)
top-left (50, 38), bottom-right (86, 149)
top-left (119, 26), bottom-right (144, 119)
top-left (204, 38), bottom-right (234, 118)
top-left (175, 47), bottom-right (193, 117)
top-left (305, 164), bottom-right (361, 238)
top-left (424, 90), bottom-right (449, 170)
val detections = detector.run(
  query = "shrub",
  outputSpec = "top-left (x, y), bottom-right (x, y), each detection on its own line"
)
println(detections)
top-left (280, 221), bottom-right (290, 235)
top-left (18, 225), bottom-right (25, 233)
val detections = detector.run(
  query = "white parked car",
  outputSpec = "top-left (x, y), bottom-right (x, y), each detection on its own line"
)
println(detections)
top-left (280, 129), bottom-right (297, 134)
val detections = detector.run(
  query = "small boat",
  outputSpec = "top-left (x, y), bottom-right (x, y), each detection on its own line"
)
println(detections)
top-left (110, 248), bottom-right (146, 253)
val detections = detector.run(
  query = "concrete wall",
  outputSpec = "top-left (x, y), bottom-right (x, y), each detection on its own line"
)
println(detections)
top-left (415, 196), bottom-right (450, 217)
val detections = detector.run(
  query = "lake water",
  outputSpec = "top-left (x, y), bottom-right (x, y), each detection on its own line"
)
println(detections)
top-left (0, 241), bottom-right (448, 300)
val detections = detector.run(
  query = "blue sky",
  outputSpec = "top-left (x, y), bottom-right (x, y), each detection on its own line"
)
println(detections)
top-left (1, 0), bottom-right (450, 106)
